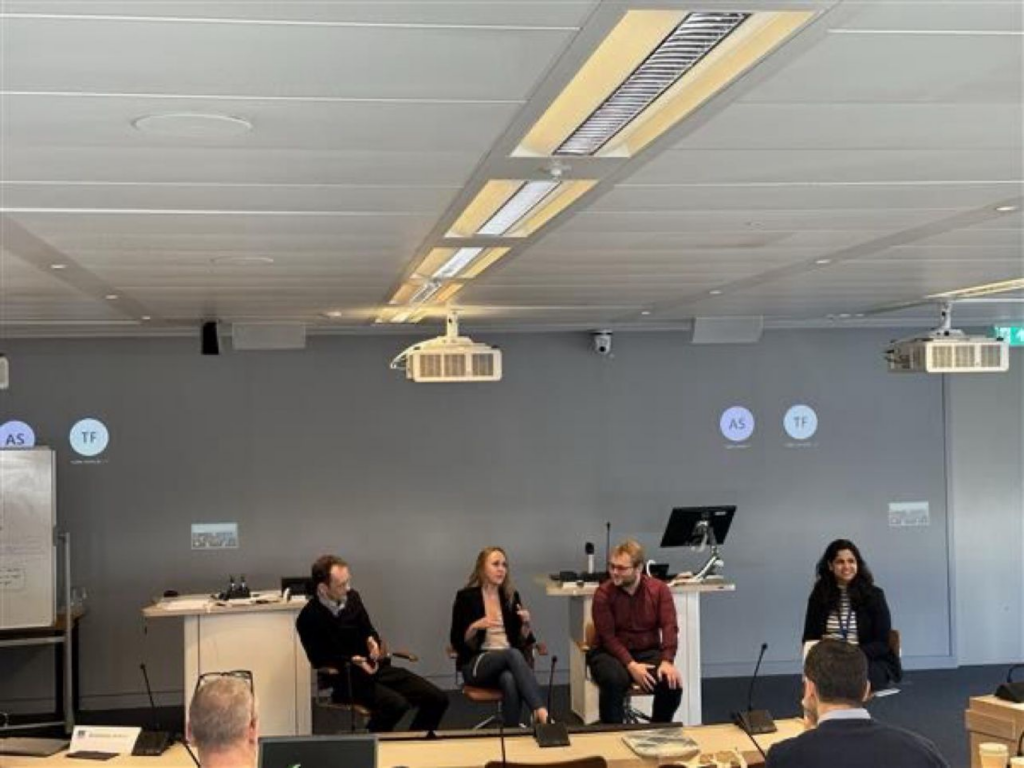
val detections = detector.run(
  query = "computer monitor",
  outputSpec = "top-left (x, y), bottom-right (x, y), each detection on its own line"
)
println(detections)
top-left (280, 576), bottom-right (314, 597)
top-left (258, 734), bottom-right (376, 768)
top-left (660, 505), bottom-right (736, 580)
top-left (660, 505), bottom-right (736, 548)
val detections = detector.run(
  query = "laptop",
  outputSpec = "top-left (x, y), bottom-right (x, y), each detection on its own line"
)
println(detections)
top-left (258, 734), bottom-right (376, 768)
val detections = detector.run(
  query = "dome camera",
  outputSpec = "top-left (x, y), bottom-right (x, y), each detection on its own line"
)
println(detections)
top-left (592, 331), bottom-right (613, 356)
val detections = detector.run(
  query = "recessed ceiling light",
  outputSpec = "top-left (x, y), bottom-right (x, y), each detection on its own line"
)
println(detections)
top-left (995, 205), bottom-right (1018, 213)
top-left (709, 289), bottom-right (723, 295)
top-left (211, 255), bottom-right (275, 266)
top-left (105, 294), bottom-right (119, 300)
top-left (640, 310), bottom-right (652, 316)
top-left (323, 311), bottom-right (344, 320)
top-left (132, 112), bottom-right (253, 138)
top-left (837, 313), bottom-right (851, 319)
top-left (141, 315), bottom-right (151, 321)
top-left (815, 258), bottom-right (832, 265)
top-left (50, 263), bottom-right (67, 270)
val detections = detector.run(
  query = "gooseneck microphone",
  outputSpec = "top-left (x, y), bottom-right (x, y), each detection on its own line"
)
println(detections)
top-left (734, 715), bottom-right (768, 761)
top-left (133, 663), bottom-right (172, 756)
top-left (534, 655), bottom-right (570, 748)
top-left (733, 642), bottom-right (777, 735)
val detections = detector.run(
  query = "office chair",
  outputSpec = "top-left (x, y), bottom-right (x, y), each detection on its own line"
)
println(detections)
top-left (310, 644), bottom-right (419, 733)
top-left (447, 642), bottom-right (548, 729)
top-left (576, 622), bottom-right (651, 724)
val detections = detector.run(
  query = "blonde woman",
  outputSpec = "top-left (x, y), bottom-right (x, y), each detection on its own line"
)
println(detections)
top-left (449, 547), bottom-right (549, 726)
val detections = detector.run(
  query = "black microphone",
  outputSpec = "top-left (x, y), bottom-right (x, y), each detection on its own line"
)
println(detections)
top-left (534, 655), bottom-right (570, 748)
top-left (995, 663), bottom-right (1024, 703)
top-left (732, 643), bottom-right (777, 735)
top-left (132, 663), bottom-right (173, 756)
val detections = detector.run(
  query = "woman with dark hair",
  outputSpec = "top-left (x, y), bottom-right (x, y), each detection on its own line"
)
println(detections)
top-left (450, 547), bottom-right (550, 726)
top-left (802, 539), bottom-right (901, 692)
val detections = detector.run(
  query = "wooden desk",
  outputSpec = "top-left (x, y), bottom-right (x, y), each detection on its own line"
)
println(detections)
top-left (142, 593), bottom-right (310, 737)
top-left (965, 695), bottom-right (1024, 768)
top-left (0, 719), bottom-right (804, 767)
top-left (543, 578), bottom-right (736, 724)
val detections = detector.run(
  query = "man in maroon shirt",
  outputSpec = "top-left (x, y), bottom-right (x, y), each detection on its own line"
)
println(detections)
top-left (587, 539), bottom-right (682, 724)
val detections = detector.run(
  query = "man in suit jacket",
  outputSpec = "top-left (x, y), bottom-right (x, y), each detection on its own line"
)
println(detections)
top-left (295, 555), bottom-right (448, 732)
top-left (766, 640), bottom-right (948, 768)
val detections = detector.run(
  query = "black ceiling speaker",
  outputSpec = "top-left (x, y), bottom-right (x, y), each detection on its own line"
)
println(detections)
top-left (201, 321), bottom-right (220, 356)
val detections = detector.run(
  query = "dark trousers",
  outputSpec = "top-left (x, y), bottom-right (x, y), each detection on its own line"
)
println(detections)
top-left (587, 648), bottom-right (682, 725)
top-left (331, 662), bottom-right (448, 732)
top-left (462, 648), bottom-right (546, 727)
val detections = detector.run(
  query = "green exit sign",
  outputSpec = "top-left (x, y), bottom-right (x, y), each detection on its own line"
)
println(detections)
top-left (993, 326), bottom-right (1024, 346)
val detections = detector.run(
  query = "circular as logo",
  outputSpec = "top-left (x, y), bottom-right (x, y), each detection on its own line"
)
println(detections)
top-left (0, 420), bottom-right (36, 449)
top-left (70, 418), bottom-right (110, 457)
top-left (719, 406), bottom-right (755, 442)
top-left (784, 404), bottom-right (819, 441)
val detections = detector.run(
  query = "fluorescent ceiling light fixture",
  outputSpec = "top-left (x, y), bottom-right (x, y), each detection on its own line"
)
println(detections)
top-left (931, 278), bottom-right (1024, 300)
top-left (447, 179), bottom-right (596, 239)
top-left (995, 205), bottom-right (1018, 213)
top-left (515, 9), bottom-right (815, 158)
top-left (418, 246), bottom-right (512, 281)
top-left (409, 281), bottom-right (442, 305)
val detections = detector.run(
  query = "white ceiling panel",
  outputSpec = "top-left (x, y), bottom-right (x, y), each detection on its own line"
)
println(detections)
top-left (859, 244), bottom-right (1024, 263)
top-left (675, 103), bottom-right (1022, 150)
top-left (742, 31), bottom-right (1022, 104)
top-left (2, 2), bottom-right (596, 27)
top-left (594, 183), bottom-right (1018, 212)
top-left (1, 95), bottom-right (522, 153)
top-left (3, 147), bottom-right (486, 185)
top-left (622, 149), bottom-right (1020, 185)
top-left (4, 17), bottom-right (575, 100)
top-left (837, 2), bottom-right (1021, 32)
top-left (1, 182), bottom-right (459, 215)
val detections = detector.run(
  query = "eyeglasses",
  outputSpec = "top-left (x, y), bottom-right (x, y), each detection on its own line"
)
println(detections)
top-left (608, 562), bottom-right (636, 573)
top-left (193, 669), bottom-right (254, 698)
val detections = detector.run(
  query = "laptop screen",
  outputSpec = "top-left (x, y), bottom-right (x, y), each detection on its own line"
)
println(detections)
top-left (258, 734), bottom-right (376, 768)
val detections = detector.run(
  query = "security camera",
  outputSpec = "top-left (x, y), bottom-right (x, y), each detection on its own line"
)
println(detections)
top-left (592, 331), bottom-right (613, 356)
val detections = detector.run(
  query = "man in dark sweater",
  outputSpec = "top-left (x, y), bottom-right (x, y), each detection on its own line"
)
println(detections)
top-left (587, 538), bottom-right (682, 724)
top-left (295, 555), bottom-right (448, 732)
top-left (766, 640), bottom-right (948, 768)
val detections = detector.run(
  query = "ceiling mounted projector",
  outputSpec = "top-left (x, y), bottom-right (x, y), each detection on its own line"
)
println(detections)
top-left (390, 312), bottom-right (502, 383)
top-left (885, 302), bottom-right (1009, 374)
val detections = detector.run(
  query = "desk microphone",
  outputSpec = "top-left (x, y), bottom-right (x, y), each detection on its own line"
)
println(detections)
top-left (132, 663), bottom-right (172, 756)
top-left (584, 543), bottom-right (595, 575)
top-left (734, 712), bottom-right (768, 762)
top-left (534, 655), bottom-right (570, 748)
top-left (732, 643), bottom-right (777, 735)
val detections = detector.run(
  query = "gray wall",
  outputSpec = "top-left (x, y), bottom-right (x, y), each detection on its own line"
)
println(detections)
top-left (948, 352), bottom-right (1024, 664)
top-left (0, 329), bottom-right (969, 711)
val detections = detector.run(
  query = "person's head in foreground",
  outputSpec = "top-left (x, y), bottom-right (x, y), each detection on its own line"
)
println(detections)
top-left (801, 639), bottom-right (869, 725)
top-left (187, 674), bottom-right (259, 768)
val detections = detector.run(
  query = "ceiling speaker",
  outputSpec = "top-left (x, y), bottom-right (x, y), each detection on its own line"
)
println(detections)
top-left (201, 321), bottom-right (220, 356)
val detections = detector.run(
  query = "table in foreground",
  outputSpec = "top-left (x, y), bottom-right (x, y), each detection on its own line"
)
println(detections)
top-left (964, 695), bottom-right (1024, 768)
top-left (0, 720), bottom-right (804, 768)
top-left (543, 577), bottom-right (736, 724)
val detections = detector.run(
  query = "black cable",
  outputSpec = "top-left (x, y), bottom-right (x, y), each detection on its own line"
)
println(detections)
top-left (1017, 726), bottom-right (1024, 757)
top-left (182, 739), bottom-right (200, 767)
top-left (734, 714), bottom-right (768, 761)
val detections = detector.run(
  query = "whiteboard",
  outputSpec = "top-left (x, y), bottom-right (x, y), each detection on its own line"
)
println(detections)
top-left (0, 448), bottom-right (56, 629)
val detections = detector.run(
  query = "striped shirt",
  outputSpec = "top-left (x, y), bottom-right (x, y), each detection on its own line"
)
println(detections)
top-left (824, 585), bottom-right (859, 644)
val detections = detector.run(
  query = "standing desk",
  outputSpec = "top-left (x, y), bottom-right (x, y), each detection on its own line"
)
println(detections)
top-left (142, 594), bottom-right (310, 737)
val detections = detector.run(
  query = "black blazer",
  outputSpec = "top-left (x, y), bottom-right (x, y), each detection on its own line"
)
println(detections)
top-left (449, 586), bottom-right (535, 668)
top-left (802, 583), bottom-right (896, 664)
top-left (765, 718), bottom-right (948, 768)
